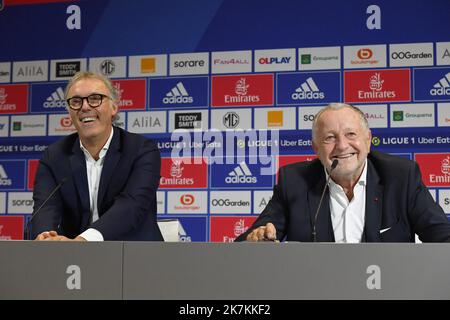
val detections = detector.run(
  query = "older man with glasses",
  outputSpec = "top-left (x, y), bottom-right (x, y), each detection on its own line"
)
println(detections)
top-left (31, 71), bottom-right (163, 241)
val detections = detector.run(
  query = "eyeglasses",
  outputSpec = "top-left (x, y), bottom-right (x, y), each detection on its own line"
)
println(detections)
top-left (66, 93), bottom-right (110, 110)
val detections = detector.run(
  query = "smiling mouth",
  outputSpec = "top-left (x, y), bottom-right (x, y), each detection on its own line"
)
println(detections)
top-left (332, 153), bottom-right (356, 160)
top-left (80, 117), bottom-right (96, 123)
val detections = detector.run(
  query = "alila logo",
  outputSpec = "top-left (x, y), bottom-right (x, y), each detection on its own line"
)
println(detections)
top-left (163, 82), bottom-right (193, 104)
top-left (44, 87), bottom-right (67, 108)
top-left (430, 72), bottom-right (450, 96)
top-left (0, 165), bottom-right (12, 186)
top-left (225, 161), bottom-right (257, 184)
top-left (291, 77), bottom-right (325, 100)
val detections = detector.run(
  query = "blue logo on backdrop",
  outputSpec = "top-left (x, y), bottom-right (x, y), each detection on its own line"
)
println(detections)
top-left (277, 71), bottom-right (341, 105)
top-left (414, 67), bottom-right (450, 101)
top-left (210, 157), bottom-right (274, 189)
top-left (176, 217), bottom-right (207, 242)
top-left (30, 82), bottom-right (68, 113)
top-left (149, 77), bottom-right (208, 108)
top-left (0, 160), bottom-right (26, 190)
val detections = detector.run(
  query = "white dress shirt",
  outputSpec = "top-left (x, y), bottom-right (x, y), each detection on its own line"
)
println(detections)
top-left (327, 160), bottom-right (367, 243)
top-left (78, 129), bottom-right (114, 241)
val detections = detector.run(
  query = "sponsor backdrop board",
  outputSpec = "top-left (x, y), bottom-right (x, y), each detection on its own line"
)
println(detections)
top-left (0, 0), bottom-right (449, 242)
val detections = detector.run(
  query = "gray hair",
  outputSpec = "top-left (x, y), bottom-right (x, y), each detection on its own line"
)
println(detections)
top-left (311, 103), bottom-right (370, 142)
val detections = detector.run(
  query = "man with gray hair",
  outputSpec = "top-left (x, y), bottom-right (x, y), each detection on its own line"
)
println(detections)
top-left (31, 71), bottom-right (163, 241)
top-left (236, 103), bottom-right (450, 242)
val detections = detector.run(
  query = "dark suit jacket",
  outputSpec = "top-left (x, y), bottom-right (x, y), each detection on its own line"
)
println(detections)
top-left (31, 126), bottom-right (163, 241)
top-left (236, 151), bottom-right (450, 242)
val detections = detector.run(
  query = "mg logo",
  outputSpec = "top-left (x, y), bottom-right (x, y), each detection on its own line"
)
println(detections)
top-left (100, 60), bottom-right (115, 75)
top-left (223, 112), bottom-right (239, 128)
top-left (180, 194), bottom-right (194, 205)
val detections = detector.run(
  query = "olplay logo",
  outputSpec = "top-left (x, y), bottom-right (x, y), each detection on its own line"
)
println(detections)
top-left (160, 157), bottom-right (207, 189)
top-left (254, 48), bottom-right (296, 72)
top-left (31, 82), bottom-right (68, 113)
top-left (344, 69), bottom-right (410, 103)
top-left (0, 84), bottom-right (28, 114)
top-left (211, 74), bottom-right (273, 107)
top-left (413, 68), bottom-right (450, 101)
top-left (0, 160), bottom-right (25, 190)
top-left (149, 77), bottom-right (208, 108)
top-left (277, 72), bottom-right (340, 105)
top-left (209, 216), bottom-right (257, 242)
top-left (415, 153), bottom-right (450, 187)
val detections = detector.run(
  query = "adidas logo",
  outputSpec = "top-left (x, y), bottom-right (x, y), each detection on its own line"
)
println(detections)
top-left (178, 222), bottom-right (192, 242)
top-left (291, 77), bottom-right (325, 100)
top-left (0, 164), bottom-right (12, 186)
top-left (44, 87), bottom-right (67, 108)
top-left (163, 82), bottom-right (193, 104)
top-left (430, 72), bottom-right (450, 96)
top-left (225, 161), bottom-right (257, 184)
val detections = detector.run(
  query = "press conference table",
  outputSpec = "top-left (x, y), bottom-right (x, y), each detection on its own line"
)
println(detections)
top-left (1, 241), bottom-right (449, 300)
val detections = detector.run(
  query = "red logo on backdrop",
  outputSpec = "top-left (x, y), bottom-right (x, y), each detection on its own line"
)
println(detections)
top-left (211, 74), bottom-right (274, 107)
top-left (160, 157), bottom-right (207, 188)
top-left (60, 116), bottom-right (72, 127)
top-left (344, 69), bottom-right (410, 103)
top-left (415, 153), bottom-right (450, 187)
top-left (28, 159), bottom-right (39, 190)
top-left (111, 79), bottom-right (146, 110)
top-left (357, 48), bottom-right (373, 59)
top-left (277, 155), bottom-right (317, 181)
top-left (0, 216), bottom-right (24, 240)
top-left (210, 216), bottom-right (257, 242)
top-left (180, 194), bottom-right (195, 205)
top-left (0, 84), bottom-right (28, 114)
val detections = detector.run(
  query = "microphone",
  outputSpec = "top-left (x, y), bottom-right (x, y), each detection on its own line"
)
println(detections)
top-left (311, 159), bottom-right (338, 242)
top-left (25, 176), bottom-right (69, 240)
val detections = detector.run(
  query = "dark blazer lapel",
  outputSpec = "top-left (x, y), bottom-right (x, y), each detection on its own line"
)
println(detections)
top-left (308, 165), bottom-right (335, 242)
top-left (363, 159), bottom-right (383, 242)
top-left (69, 138), bottom-right (90, 227)
top-left (97, 127), bottom-right (121, 211)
